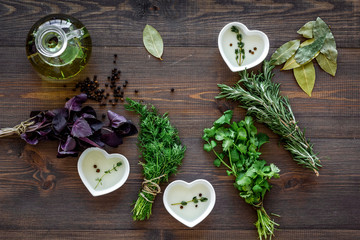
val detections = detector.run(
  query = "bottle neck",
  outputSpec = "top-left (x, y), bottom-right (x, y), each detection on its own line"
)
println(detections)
top-left (35, 25), bottom-right (68, 58)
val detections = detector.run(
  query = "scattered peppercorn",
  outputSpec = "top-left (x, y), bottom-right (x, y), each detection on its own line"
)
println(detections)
top-left (93, 165), bottom-right (97, 168)
top-left (96, 169), bottom-right (100, 173)
top-left (195, 205), bottom-right (198, 208)
top-left (230, 43), bottom-right (233, 47)
top-left (180, 206), bottom-right (183, 209)
top-left (171, 88), bottom-right (175, 92)
top-left (199, 193), bottom-right (202, 197)
top-left (135, 89), bottom-right (139, 93)
top-left (254, 47), bottom-right (257, 51)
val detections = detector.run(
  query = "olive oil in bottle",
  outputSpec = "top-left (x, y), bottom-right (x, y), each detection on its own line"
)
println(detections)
top-left (26, 14), bottom-right (92, 82)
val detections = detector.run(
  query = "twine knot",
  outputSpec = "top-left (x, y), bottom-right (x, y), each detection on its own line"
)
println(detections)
top-left (139, 174), bottom-right (167, 203)
top-left (0, 118), bottom-right (35, 138)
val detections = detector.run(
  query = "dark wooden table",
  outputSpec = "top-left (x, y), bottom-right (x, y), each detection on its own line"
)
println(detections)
top-left (0, 1), bottom-right (359, 239)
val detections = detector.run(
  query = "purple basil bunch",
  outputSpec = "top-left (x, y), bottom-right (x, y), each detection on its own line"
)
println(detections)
top-left (20, 94), bottom-right (137, 157)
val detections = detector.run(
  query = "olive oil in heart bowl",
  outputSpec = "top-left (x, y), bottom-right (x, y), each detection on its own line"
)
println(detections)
top-left (218, 22), bottom-right (269, 72)
top-left (26, 14), bottom-right (92, 82)
top-left (77, 148), bottom-right (130, 197)
top-left (163, 179), bottom-right (216, 228)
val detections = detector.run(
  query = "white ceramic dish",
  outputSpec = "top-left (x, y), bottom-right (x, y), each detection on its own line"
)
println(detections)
top-left (163, 179), bottom-right (216, 228)
top-left (77, 147), bottom-right (130, 197)
top-left (218, 22), bottom-right (269, 72)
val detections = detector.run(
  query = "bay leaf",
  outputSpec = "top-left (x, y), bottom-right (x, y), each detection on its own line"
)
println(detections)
top-left (300, 38), bottom-right (315, 47)
top-left (270, 39), bottom-right (300, 65)
top-left (297, 21), bottom-right (315, 38)
top-left (313, 17), bottom-right (338, 62)
top-left (316, 53), bottom-right (337, 76)
top-left (282, 51), bottom-right (319, 70)
top-left (313, 17), bottom-right (328, 39)
top-left (143, 24), bottom-right (164, 60)
top-left (321, 32), bottom-right (338, 62)
top-left (293, 61), bottom-right (316, 97)
top-left (282, 39), bottom-right (315, 70)
top-left (294, 36), bottom-right (325, 65)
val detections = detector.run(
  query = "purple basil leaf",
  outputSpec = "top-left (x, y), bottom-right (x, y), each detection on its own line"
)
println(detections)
top-left (52, 108), bottom-right (68, 133)
top-left (57, 145), bottom-right (78, 158)
top-left (87, 118), bottom-right (104, 132)
top-left (115, 121), bottom-right (138, 137)
top-left (37, 126), bottom-right (52, 137)
top-left (101, 132), bottom-right (123, 148)
top-left (78, 137), bottom-right (102, 148)
top-left (65, 94), bottom-right (87, 112)
top-left (107, 110), bottom-right (127, 128)
top-left (20, 133), bottom-right (39, 145)
top-left (80, 106), bottom-right (97, 118)
top-left (81, 113), bottom-right (96, 119)
top-left (71, 117), bottom-right (93, 138)
top-left (61, 135), bottom-right (77, 151)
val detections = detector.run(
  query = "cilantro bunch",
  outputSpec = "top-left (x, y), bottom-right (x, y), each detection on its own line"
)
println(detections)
top-left (203, 110), bottom-right (280, 240)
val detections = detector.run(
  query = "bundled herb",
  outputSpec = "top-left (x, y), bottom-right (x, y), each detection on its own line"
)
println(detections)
top-left (271, 17), bottom-right (337, 96)
top-left (203, 110), bottom-right (280, 240)
top-left (124, 98), bottom-right (186, 220)
top-left (0, 94), bottom-right (137, 157)
top-left (231, 26), bottom-right (245, 66)
top-left (217, 60), bottom-right (321, 175)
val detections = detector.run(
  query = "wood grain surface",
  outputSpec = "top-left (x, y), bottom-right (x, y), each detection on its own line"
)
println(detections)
top-left (0, 0), bottom-right (359, 239)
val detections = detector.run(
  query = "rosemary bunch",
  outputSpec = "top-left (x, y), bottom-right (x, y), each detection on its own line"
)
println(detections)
top-left (125, 98), bottom-right (186, 220)
top-left (217, 60), bottom-right (321, 175)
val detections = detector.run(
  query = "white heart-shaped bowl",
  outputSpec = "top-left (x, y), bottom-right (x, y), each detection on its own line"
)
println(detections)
top-left (218, 22), bottom-right (269, 72)
top-left (77, 147), bottom-right (130, 197)
top-left (163, 179), bottom-right (216, 228)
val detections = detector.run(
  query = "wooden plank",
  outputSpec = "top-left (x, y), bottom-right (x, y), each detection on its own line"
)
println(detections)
top-left (0, 230), bottom-right (359, 240)
top-left (0, 47), bottom-right (358, 129)
top-left (0, 137), bottom-right (358, 230)
top-left (0, 0), bottom-right (358, 48)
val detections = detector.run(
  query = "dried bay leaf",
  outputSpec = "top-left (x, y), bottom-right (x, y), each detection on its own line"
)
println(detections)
top-left (313, 17), bottom-right (338, 62)
top-left (321, 32), bottom-right (337, 62)
top-left (294, 36), bottom-right (325, 65)
top-left (293, 61), bottom-right (316, 97)
top-left (283, 51), bottom-right (319, 70)
top-left (270, 40), bottom-right (300, 65)
top-left (282, 39), bottom-right (314, 70)
top-left (316, 53), bottom-right (337, 76)
top-left (297, 21), bottom-right (315, 38)
top-left (143, 24), bottom-right (164, 60)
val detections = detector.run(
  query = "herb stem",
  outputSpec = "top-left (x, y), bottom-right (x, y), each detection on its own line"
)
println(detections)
top-left (95, 161), bottom-right (122, 189)
top-left (207, 140), bottom-right (232, 171)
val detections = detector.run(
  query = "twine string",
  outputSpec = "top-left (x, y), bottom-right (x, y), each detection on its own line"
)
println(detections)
top-left (139, 174), bottom-right (167, 203)
top-left (0, 118), bottom-right (35, 138)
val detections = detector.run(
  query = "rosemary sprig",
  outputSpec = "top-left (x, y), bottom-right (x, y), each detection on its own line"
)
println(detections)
top-left (231, 26), bottom-right (245, 66)
top-left (95, 161), bottom-right (122, 189)
top-left (216, 60), bottom-right (321, 175)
